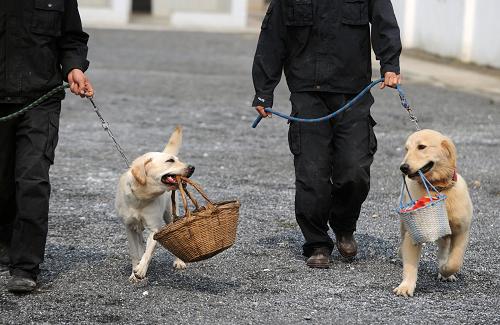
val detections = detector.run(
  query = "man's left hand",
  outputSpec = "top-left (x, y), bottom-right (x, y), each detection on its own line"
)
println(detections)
top-left (380, 72), bottom-right (401, 89)
top-left (68, 69), bottom-right (94, 98)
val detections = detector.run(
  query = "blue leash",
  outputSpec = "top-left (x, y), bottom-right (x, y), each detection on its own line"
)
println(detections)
top-left (251, 78), bottom-right (420, 130)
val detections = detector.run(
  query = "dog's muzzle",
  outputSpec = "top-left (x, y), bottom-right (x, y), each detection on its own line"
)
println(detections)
top-left (161, 165), bottom-right (195, 186)
top-left (401, 161), bottom-right (435, 178)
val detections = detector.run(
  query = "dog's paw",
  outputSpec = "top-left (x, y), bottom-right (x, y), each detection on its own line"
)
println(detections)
top-left (393, 282), bottom-right (416, 297)
top-left (129, 272), bottom-right (142, 283)
top-left (173, 258), bottom-right (186, 270)
top-left (438, 273), bottom-right (458, 282)
top-left (133, 265), bottom-right (147, 280)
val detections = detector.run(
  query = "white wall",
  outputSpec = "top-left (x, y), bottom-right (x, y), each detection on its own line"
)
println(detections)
top-left (469, 0), bottom-right (500, 67)
top-left (168, 0), bottom-right (248, 29)
top-left (79, 0), bottom-right (131, 26)
top-left (393, 0), bottom-right (500, 68)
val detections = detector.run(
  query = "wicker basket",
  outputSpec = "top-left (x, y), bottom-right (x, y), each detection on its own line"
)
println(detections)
top-left (398, 171), bottom-right (451, 244)
top-left (153, 177), bottom-right (240, 262)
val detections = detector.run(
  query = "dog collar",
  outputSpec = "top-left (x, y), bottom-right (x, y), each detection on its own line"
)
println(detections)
top-left (433, 169), bottom-right (458, 192)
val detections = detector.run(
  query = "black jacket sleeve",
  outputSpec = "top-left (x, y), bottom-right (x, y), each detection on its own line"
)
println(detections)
top-left (251, 0), bottom-right (287, 108)
top-left (369, 0), bottom-right (402, 76)
top-left (58, 0), bottom-right (89, 81)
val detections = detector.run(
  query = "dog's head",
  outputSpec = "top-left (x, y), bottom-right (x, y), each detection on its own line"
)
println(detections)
top-left (130, 126), bottom-right (195, 192)
top-left (400, 129), bottom-right (456, 183)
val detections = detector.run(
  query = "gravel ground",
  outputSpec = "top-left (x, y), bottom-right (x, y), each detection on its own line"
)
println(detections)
top-left (1, 29), bottom-right (499, 324)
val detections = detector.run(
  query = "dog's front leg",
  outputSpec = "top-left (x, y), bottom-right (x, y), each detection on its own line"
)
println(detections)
top-left (126, 228), bottom-right (146, 282)
top-left (437, 236), bottom-right (456, 281)
top-left (394, 232), bottom-right (422, 297)
top-left (133, 232), bottom-right (158, 280)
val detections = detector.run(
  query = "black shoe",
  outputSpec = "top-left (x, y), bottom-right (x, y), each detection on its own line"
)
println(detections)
top-left (306, 247), bottom-right (332, 269)
top-left (335, 232), bottom-right (358, 258)
top-left (7, 276), bottom-right (37, 293)
top-left (0, 242), bottom-right (9, 272)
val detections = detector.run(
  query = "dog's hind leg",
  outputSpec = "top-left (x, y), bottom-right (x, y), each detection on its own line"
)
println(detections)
top-left (173, 257), bottom-right (186, 270)
top-left (394, 232), bottom-right (422, 297)
top-left (133, 232), bottom-right (157, 280)
top-left (439, 230), bottom-right (470, 279)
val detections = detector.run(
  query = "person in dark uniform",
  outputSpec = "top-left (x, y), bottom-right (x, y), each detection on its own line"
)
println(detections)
top-left (0, 0), bottom-right (93, 292)
top-left (252, 0), bottom-right (402, 268)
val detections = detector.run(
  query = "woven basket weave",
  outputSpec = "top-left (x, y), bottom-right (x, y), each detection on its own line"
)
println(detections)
top-left (398, 171), bottom-right (451, 244)
top-left (153, 177), bottom-right (240, 262)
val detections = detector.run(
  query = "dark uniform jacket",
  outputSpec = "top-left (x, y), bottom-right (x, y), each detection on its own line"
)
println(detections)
top-left (252, 0), bottom-right (402, 108)
top-left (0, 0), bottom-right (89, 104)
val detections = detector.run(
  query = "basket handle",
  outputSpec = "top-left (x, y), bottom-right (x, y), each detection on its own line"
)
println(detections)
top-left (399, 171), bottom-right (445, 209)
top-left (177, 180), bottom-right (192, 218)
top-left (399, 175), bottom-right (415, 210)
top-left (418, 170), bottom-right (444, 202)
top-left (171, 190), bottom-right (178, 219)
top-left (172, 176), bottom-right (216, 219)
top-left (179, 176), bottom-right (216, 208)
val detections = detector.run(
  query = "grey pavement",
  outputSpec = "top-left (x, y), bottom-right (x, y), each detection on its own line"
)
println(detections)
top-left (1, 29), bottom-right (499, 324)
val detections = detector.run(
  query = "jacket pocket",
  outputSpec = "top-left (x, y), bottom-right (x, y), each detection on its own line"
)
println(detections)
top-left (45, 111), bottom-right (60, 164)
top-left (368, 115), bottom-right (377, 156)
top-left (342, 0), bottom-right (369, 26)
top-left (285, 0), bottom-right (313, 26)
top-left (31, 0), bottom-right (65, 37)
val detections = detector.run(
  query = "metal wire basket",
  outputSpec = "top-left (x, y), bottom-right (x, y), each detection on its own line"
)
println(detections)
top-left (398, 170), bottom-right (451, 244)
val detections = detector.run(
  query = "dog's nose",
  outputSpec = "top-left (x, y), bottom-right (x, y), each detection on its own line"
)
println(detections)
top-left (400, 163), bottom-right (410, 175)
top-left (186, 165), bottom-right (195, 177)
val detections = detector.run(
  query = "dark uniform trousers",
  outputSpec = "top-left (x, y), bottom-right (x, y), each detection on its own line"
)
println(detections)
top-left (0, 98), bottom-right (61, 279)
top-left (288, 91), bottom-right (377, 257)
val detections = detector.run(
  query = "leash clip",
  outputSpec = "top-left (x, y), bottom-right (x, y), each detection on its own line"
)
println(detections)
top-left (397, 84), bottom-right (421, 131)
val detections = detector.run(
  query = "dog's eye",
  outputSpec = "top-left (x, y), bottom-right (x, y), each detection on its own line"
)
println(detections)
top-left (417, 144), bottom-right (427, 150)
top-left (166, 158), bottom-right (175, 163)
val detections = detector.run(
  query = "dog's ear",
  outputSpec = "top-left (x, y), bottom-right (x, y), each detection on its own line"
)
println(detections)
top-left (441, 138), bottom-right (457, 168)
top-left (163, 125), bottom-right (182, 155)
top-left (131, 158), bottom-right (153, 186)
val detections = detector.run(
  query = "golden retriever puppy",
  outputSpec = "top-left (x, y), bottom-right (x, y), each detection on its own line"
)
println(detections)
top-left (115, 126), bottom-right (195, 282)
top-left (394, 129), bottom-right (473, 297)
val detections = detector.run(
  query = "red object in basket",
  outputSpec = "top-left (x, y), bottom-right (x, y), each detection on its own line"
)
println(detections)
top-left (402, 196), bottom-right (439, 212)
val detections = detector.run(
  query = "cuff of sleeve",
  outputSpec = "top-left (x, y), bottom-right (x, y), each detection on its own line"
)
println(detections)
top-left (252, 94), bottom-right (273, 108)
top-left (62, 59), bottom-right (90, 82)
top-left (380, 64), bottom-right (400, 77)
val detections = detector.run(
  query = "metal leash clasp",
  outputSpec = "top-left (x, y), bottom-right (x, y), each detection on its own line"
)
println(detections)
top-left (87, 96), bottom-right (131, 168)
top-left (396, 84), bottom-right (421, 131)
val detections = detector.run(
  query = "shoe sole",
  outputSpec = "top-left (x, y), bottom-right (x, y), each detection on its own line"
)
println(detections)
top-left (7, 285), bottom-right (36, 293)
top-left (338, 250), bottom-right (357, 259)
top-left (306, 261), bottom-right (331, 269)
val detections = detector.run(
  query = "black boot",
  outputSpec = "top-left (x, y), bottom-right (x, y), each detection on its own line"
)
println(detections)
top-left (335, 232), bottom-right (358, 258)
top-left (306, 247), bottom-right (332, 269)
top-left (7, 276), bottom-right (37, 293)
top-left (0, 242), bottom-right (9, 272)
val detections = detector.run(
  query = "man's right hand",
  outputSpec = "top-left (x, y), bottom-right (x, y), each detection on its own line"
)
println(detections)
top-left (256, 106), bottom-right (272, 118)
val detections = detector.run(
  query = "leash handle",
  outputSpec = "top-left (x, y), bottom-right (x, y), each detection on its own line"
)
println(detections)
top-left (252, 115), bottom-right (264, 128)
top-left (0, 84), bottom-right (69, 123)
